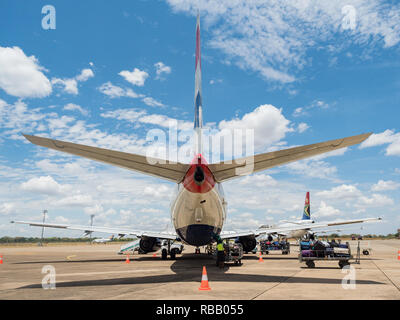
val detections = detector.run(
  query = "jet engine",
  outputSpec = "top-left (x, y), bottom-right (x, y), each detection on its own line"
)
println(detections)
top-left (139, 237), bottom-right (161, 253)
top-left (238, 236), bottom-right (257, 252)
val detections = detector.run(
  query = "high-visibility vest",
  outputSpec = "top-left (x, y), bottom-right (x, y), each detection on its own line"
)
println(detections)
top-left (217, 243), bottom-right (224, 251)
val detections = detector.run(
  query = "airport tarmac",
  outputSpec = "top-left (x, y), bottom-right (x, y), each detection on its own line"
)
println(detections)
top-left (0, 240), bottom-right (399, 300)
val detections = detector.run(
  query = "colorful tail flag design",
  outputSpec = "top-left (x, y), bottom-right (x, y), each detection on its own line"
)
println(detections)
top-left (302, 191), bottom-right (311, 220)
top-left (194, 12), bottom-right (203, 155)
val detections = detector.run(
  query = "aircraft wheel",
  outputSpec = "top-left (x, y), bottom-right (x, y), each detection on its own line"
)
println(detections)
top-left (306, 261), bottom-right (315, 268)
top-left (161, 249), bottom-right (168, 260)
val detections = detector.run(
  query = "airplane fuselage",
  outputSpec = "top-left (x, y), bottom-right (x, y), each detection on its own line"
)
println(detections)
top-left (170, 154), bottom-right (227, 246)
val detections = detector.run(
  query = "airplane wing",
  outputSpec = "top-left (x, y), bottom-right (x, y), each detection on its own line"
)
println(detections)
top-left (11, 220), bottom-right (177, 240)
top-left (220, 225), bottom-right (318, 240)
top-left (208, 133), bottom-right (372, 182)
top-left (307, 217), bottom-right (382, 228)
top-left (220, 217), bottom-right (381, 240)
top-left (22, 134), bottom-right (190, 183)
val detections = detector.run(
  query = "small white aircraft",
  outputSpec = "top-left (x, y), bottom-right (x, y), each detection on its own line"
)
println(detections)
top-left (12, 14), bottom-right (379, 260)
top-left (92, 235), bottom-right (114, 244)
top-left (257, 192), bottom-right (381, 241)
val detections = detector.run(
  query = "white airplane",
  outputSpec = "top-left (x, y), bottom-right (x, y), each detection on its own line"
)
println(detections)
top-left (257, 192), bottom-right (381, 241)
top-left (12, 14), bottom-right (377, 260)
top-left (92, 235), bottom-right (115, 244)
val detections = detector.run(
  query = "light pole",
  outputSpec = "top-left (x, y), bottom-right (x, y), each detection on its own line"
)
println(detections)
top-left (40, 209), bottom-right (47, 246)
top-left (90, 214), bottom-right (95, 242)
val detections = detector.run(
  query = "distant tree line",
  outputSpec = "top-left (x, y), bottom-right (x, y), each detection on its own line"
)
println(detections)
top-left (0, 237), bottom-right (137, 243)
top-left (323, 232), bottom-right (399, 239)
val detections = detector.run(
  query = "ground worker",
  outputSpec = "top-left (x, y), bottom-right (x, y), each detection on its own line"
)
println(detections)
top-left (216, 239), bottom-right (225, 268)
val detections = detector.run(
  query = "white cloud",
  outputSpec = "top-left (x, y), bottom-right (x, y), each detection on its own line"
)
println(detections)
top-left (119, 68), bottom-right (149, 86)
top-left (101, 109), bottom-right (146, 122)
top-left (76, 68), bottom-right (94, 82)
top-left (356, 193), bottom-right (394, 208)
top-left (52, 78), bottom-right (78, 95)
top-left (292, 107), bottom-right (303, 117)
top-left (371, 180), bottom-right (400, 192)
top-left (52, 68), bottom-right (94, 95)
top-left (219, 104), bottom-right (293, 152)
top-left (101, 108), bottom-right (192, 132)
top-left (54, 194), bottom-right (94, 207)
top-left (54, 216), bottom-right (70, 223)
top-left (209, 79), bottom-right (223, 85)
top-left (285, 160), bottom-right (338, 181)
top-left (238, 174), bottom-right (278, 188)
top-left (47, 115), bottom-right (75, 131)
top-left (142, 97), bottom-right (164, 107)
top-left (292, 100), bottom-right (330, 117)
top-left (0, 99), bottom-right (47, 140)
top-left (167, 1), bottom-right (400, 83)
top-left (359, 129), bottom-right (400, 156)
top-left (154, 62), bottom-right (172, 79)
top-left (63, 103), bottom-right (88, 116)
top-left (0, 203), bottom-right (16, 215)
top-left (297, 122), bottom-right (309, 133)
top-left (314, 201), bottom-right (341, 218)
top-left (21, 176), bottom-right (71, 195)
top-left (98, 82), bottom-right (144, 98)
top-left (316, 184), bottom-right (362, 199)
top-left (0, 46), bottom-right (52, 98)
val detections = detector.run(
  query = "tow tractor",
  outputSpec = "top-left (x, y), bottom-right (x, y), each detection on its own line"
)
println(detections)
top-left (160, 240), bottom-right (184, 260)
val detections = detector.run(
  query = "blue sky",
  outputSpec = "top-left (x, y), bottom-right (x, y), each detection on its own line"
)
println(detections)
top-left (0, 0), bottom-right (399, 237)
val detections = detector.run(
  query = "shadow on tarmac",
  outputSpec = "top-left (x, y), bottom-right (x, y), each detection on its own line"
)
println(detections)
top-left (17, 252), bottom-right (384, 289)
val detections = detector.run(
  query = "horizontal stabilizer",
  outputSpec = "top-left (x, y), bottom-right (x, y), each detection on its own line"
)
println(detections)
top-left (209, 133), bottom-right (372, 182)
top-left (23, 134), bottom-right (189, 183)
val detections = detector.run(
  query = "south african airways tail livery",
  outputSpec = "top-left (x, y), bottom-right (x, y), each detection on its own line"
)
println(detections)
top-left (12, 14), bottom-right (380, 259)
top-left (258, 192), bottom-right (381, 241)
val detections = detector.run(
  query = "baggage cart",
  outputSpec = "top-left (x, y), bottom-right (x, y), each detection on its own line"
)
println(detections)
top-left (260, 240), bottom-right (290, 255)
top-left (298, 241), bottom-right (352, 268)
top-left (213, 242), bottom-right (244, 266)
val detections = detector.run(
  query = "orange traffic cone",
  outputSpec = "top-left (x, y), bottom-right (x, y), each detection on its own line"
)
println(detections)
top-left (398, 250), bottom-right (400, 261)
top-left (258, 252), bottom-right (264, 262)
top-left (198, 266), bottom-right (211, 291)
top-left (0, 255), bottom-right (3, 264)
top-left (125, 254), bottom-right (130, 264)
top-left (152, 253), bottom-right (157, 258)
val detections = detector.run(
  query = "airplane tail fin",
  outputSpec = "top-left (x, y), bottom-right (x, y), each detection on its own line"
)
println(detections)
top-left (194, 12), bottom-right (203, 155)
top-left (302, 192), bottom-right (311, 220)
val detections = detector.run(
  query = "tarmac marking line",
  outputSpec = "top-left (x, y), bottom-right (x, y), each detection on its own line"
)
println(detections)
top-left (105, 274), bottom-right (200, 300)
top-left (250, 269), bottom-right (304, 300)
top-left (56, 269), bottom-right (167, 277)
top-left (369, 258), bottom-right (400, 292)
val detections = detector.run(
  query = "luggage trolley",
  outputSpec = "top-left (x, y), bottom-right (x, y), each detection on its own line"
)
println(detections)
top-left (260, 240), bottom-right (290, 255)
top-left (298, 240), bottom-right (353, 269)
top-left (213, 242), bottom-right (244, 266)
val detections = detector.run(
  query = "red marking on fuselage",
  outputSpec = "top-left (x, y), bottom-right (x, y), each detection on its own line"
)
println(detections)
top-left (183, 154), bottom-right (215, 194)
top-left (195, 25), bottom-right (201, 70)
